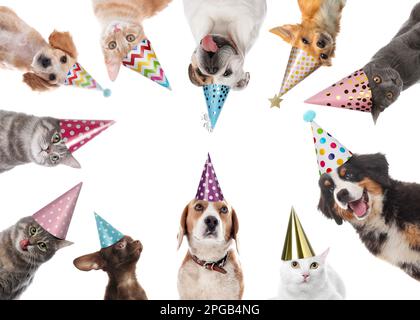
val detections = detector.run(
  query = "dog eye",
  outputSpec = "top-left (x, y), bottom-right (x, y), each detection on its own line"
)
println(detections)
top-left (117, 241), bottom-right (126, 249)
top-left (108, 41), bottom-right (117, 50)
top-left (386, 92), bottom-right (394, 100)
top-left (49, 74), bottom-right (56, 81)
top-left (194, 204), bottom-right (204, 211)
top-left (373, 76), bottom-right (382, 84)
top-left (344, 172), bottom-right (354, 180)
top-left (126, 34), bottom-right (136, 42)
top-left (60, 55), bottom-right (67, 64)
top-left (220, 206), bottom-right (228, 214)
top-left (320, 53), bottom-right (328, 60)
top-left (291, 261), bottom-right (299, 268)
top-left (50, 154), bottom-right (60, 163)
top-left (301, 38), bottom-right (309, 45)
top-left (223, 69), bottom-right (233, 77)
top-left (310, 262), bottom-right (319, 269)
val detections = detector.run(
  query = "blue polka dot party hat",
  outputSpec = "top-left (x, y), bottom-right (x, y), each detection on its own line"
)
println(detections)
top-left (94, 213), bottom-right (124, 249)
top-left (304, 110), bottom-right (353, 175)
top-left (203, 84), bottom-right (230, 129)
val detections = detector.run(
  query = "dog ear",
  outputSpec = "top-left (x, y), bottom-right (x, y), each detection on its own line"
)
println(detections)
top-left (22, 72), bottom-right (57, 91)
top-left (353, 153), bottom-right (391, 188)
top-left (48, 30), bottom-right (78, 58)
top-left (231, 207), bottom-right (240, 253)
top-left (269, 24), bottom-right (300, 43)
top-left (318, 190), bottom-right (343, 226)
top-left (177, 204), bottom-right (189, 250)
top-left (188, 63), bottom-right (212, 87)
top-left (73, 252), bottom-right (106, 271)
top-left (233, 72), bottom-right (250, 91)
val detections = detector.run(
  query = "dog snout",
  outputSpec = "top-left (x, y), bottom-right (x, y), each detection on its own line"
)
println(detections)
top-left (204, 216), bottom-right (219, 231)
top-left (316, 39), bottom-right (326, 48)
top-left (205, 65), bottom-right (219, 75)
top-left (38, 55), bottom-right (52, 68)
top-left (336, 189), bottom-right (350, 203)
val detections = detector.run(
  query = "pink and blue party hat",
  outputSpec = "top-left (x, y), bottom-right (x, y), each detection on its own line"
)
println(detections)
top-left (94, 213), bottom-right (124, 248)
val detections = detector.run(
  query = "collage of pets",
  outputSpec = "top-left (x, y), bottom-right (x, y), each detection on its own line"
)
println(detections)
top-left (0, 0), bottom-right (419, 301)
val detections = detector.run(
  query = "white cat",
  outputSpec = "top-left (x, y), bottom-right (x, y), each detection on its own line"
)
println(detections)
top-left (276, 249), bottom-right (346, 300)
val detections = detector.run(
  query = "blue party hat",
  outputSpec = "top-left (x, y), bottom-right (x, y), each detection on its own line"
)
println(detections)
top-left (94, 213), bottom-right (124, 248)
top-left (203, 84), bottom-right (230, 129)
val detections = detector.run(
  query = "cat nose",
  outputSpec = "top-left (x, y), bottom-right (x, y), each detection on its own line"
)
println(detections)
top-left (302, 273), bottom-right (310, 279)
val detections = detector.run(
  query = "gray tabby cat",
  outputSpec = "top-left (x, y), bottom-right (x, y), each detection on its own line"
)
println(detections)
top-left (0, 216), bottom-right (72, 300)
top-left (364, 2), bottom-right (420, 122)
top-left (0, 110), bottom-right (80, 173)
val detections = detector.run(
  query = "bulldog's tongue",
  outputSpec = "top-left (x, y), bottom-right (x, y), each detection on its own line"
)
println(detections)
top-left (201, 35), bottom-right (218, 53)
top-left (349, 198), bottom-right (367, 217)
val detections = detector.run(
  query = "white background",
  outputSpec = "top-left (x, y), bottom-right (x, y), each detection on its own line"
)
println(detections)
top-left (0, 0), bottom-right (419, 300)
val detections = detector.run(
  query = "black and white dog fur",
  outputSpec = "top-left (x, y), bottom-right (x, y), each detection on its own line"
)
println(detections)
top-left (318, 153), bottom-right (420, 281)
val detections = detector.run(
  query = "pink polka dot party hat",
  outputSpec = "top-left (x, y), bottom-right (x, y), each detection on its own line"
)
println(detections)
top-left (304, 111), bottom-right (353, 175)
top-left (32, 183), bottom-right (82, 239)
top-left (59, 119), bottom-right (115, 153)
top-left (195, 153), bottom-right (224, 202)
top-left (305, 69), bottom-right (373, 116)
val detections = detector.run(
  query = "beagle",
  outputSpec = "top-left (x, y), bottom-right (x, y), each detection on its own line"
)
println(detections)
top-left (177, 199), bottom-right (243, 300)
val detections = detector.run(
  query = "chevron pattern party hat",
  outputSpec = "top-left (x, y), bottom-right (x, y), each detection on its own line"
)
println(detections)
top-left (304, 111), bottom-right (353, 175)
top-left (65, 62), bottom-right (111, 97)
top-left (281, 207), bottom-right (316, 261)
top-left (203, 84), bottom-right (230, 129)
top-left (94, 213), bottom-right (125, 249)
top-left (122, 39), bottom-right (171, 90)
top-left (196, 153), bottom-right (224, 202)
top-left (269, 47), bottom-right (320, 107)
top-left (32, 183), bottom-right (82, 239)
top-left (59, 119), bottom-right (115, 153)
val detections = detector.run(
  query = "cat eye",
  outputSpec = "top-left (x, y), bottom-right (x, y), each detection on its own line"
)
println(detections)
top-left (291, 261), bottom-right (300, 269)
top-left (386, 92), bottom-right (394, 100)
top-left (320, 53), bottom-right (328, 60)
top-left (50, 154), bottom-right (60, 163)
top-left (301, 38), bottom-right (309, 45)
top-left (194, 204), bottom-right (204, 212)
top-left (49, 74), bottom-right (56, 81)
top-left (220, 206), bottom-right (228, 214)
top-left (60, 55), bottom-right (67, 64)
top-left (51, 133), bottom-right (61, 144)
top-left (310, 262), bottom-right (319, 269)
top-left (108, 41), bottom-right (117, 50)
top-left (37, 242), bottom-right (47, 252)
top-left (29, 226), bottom-right (37, 235)
top-left (223, 69), bottom-right (233, 77)
top-left (373, 76), bottom-right (382, 84)
top-left (126, 34), bottom-right (136, 42)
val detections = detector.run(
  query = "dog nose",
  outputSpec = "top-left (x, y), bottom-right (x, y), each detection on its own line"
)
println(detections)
top-left (337, 189), bottom-right (350, 203)
top-left (39, 56), bottom-right (51, 68)
top-left (317, 40), bottom-right (326, 48)
top-left (204, 216), bottom-right (219, 230)
top-left (205, 66), bottom-right (219, 75)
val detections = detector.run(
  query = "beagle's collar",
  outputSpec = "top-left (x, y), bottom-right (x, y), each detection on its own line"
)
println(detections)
top-left (191, 252), bottom-right (228, 274)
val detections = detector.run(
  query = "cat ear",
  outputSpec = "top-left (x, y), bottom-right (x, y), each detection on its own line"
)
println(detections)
top-left (320, 248), bottom-right (330, 262)
top-left (73, 252), bottom-right (106, 271)
top-left (106, 59), bottom-right (122, 82)
top-left (177, 204), bottom-right (189, 250)
top-left (57, 239), bottom-right (73, 250)
top-left (61, 154), bottom-right (81, 169)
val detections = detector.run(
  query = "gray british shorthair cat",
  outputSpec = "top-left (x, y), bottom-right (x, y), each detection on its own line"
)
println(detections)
top-left (364, 2), bottom-right (420, 122)
top-left (0, 216), bottom-right (72, 300)
top-left (0, 110), bottom-right (80, 173)
top-left (276, 249), bottom-right (346, 300)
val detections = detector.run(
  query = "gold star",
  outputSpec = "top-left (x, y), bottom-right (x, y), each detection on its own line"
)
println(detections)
top-left (269, 94), bottom-right (282, 108)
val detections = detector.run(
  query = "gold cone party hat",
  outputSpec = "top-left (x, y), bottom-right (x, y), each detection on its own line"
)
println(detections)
top-left (281, 207), bottom-right (316, 261)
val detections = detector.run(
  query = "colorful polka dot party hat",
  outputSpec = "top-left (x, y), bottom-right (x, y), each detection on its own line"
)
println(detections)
top-left (196, 153), bottom-right (224, 202)
top-left (305, 69), bottom-right (373, 114)
top-left (59, 119), bottom-right (115, 153)
top-left (281, 207), bottom-right (315, 261)
top-left (32, 183), bottom-right (82, 239)
top-left (203, 84), bottom-right (230, 130)
top-left (94, 213), bottom-right (125, 249)
top-left (269, 46), bottom-right (320, 108)
top-left (65, 62), bottom-right (111, 97)
top-left (304, 110), bottom-right (353, 175)
top-left (122, 39), bottom-right (171, 90)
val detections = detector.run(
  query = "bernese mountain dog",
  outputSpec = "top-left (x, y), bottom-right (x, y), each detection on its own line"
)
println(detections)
top-left (318, 153), bottom-right (420, 281)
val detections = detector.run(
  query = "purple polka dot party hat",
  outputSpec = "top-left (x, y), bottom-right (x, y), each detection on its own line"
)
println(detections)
top-left (195, 153), bottom-right (224, 202)
top-left (304, 111), bottom-right (353, 175)
top-left (32, 183), bottom-right (82, 239)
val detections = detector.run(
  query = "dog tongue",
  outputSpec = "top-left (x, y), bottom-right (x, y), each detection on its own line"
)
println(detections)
top-left (349, 198), bottom-right (367, 217)
top-left (201, 35), bottom-right (218, 53)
